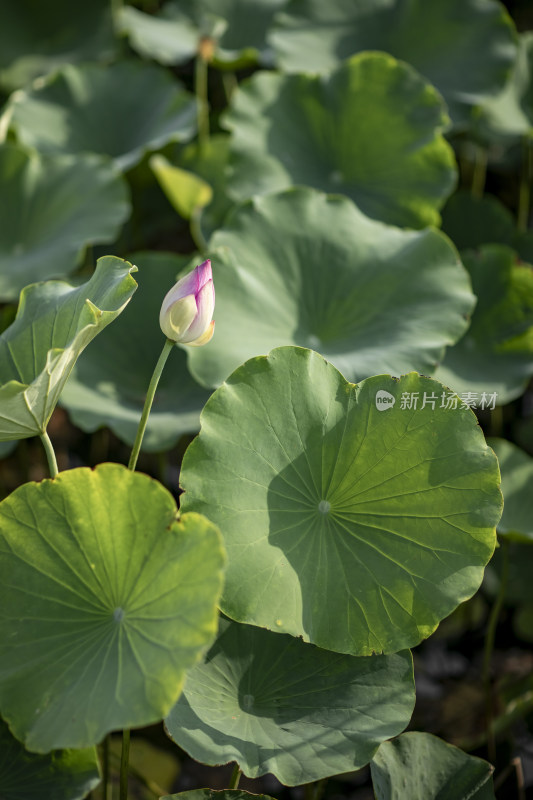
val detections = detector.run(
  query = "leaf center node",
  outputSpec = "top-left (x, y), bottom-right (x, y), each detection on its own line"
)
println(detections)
top-left (318, 500), bottom-right (331, 514)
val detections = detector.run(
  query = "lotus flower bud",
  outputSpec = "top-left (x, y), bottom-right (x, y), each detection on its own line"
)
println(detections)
top-left (159, 259), bottom-right (215, 346)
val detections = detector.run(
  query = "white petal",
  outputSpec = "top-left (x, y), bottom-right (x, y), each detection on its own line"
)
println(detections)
top-left (180, 280), bottom-right (214, 342)
top-left (186, 320), bottom-right (215, 347)
top-left (159, 294), bottom-right (197, 341)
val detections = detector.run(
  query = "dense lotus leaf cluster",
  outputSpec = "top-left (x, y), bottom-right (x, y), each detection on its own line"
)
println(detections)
top-left (0, 1), bottom-right (532, 798)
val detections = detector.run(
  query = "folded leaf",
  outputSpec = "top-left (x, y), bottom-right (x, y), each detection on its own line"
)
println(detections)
top-left (0, 256), bottom-right (137, 441)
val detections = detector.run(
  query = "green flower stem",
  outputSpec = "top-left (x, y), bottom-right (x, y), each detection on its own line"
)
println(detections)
top-left (121, 337), bottom-right (175, 794)
top-left (128, 338), bottom-right (174, 471)
top-left (40, 431), bottom-right (58, 478)
top-left (119, 729), bottom-right (130, 800)
top-left (229, 764), bottom-right (242, 790)
top-left (108, 749), bottom-right (164, 797)
top-left (483, 538), bottom-right (510, 763)
top-left (195, 54), bottom-right (210, 154)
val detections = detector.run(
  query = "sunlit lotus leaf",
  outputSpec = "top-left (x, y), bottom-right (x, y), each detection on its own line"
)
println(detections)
top-left (180, 347), bottom-right (502, 655)
top-left (474, 31), bottom-right (533, 144)
top-left (185, 188), bottom-right (474, 389)
top-left (166, 618), bottom-right (414, 783)
top-left (0, 143), bottom-right (130, 301)
top-left (116, 3), bottom-right (199, 66)
top-left (0, 464), bottom-right (225, 751)
top-left (6, 61), bottom-right (197, 171)
top-left (435, 245), bottom-right (533, 404)
top-left (270, 0), bottom-right (518, 125)
top-left (489, 438), bottom-right (533, 543)
top-left (0, 0), bottom-right (115, 91)
top-left (223, 53), bottom-right (457, 228)
top-left (0, 256), bottom-right (137, 441)
top-left (117, 0), bottom-right (287, 69)
top-left (371, 732), bottom-right (495, 800)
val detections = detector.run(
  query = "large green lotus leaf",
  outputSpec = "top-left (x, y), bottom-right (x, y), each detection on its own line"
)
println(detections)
top-left (0, 718), bottom-right (100, 800)
top-left (6, 61), bottom-right (197, 171)
top-left (488, 438), bottom-right (533, 543)
top-left (117, 0), bottom-right (286, 69)
top-left (0, 0), bottom-right (115, 91)
top-left (0, 143), bottom-right (130, 301)
top-left (0, 463), bottom-right (226, 752)
top-left (223, 53), bottom-right (457, 228)
top-left (370, 732), bottom-right (495, 800)
top-left (269, 0), bottom-right (517, 126)
top-left (474, 32), bottom-right (533, 144)
top-left (180, 347), bottom-right (502, 656)
top-left (116, 3), bottom-right (199, 66)
top-left (0, 256), bottom-right (137, 442)
top-left (60, 252), bottom-right (211, 453)
top-left (165, 618), bottom-right (414, 784)
top-left (185, 188), bottom-right (474, 389)
top-left (435, 245), bottom-right (533, 404)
